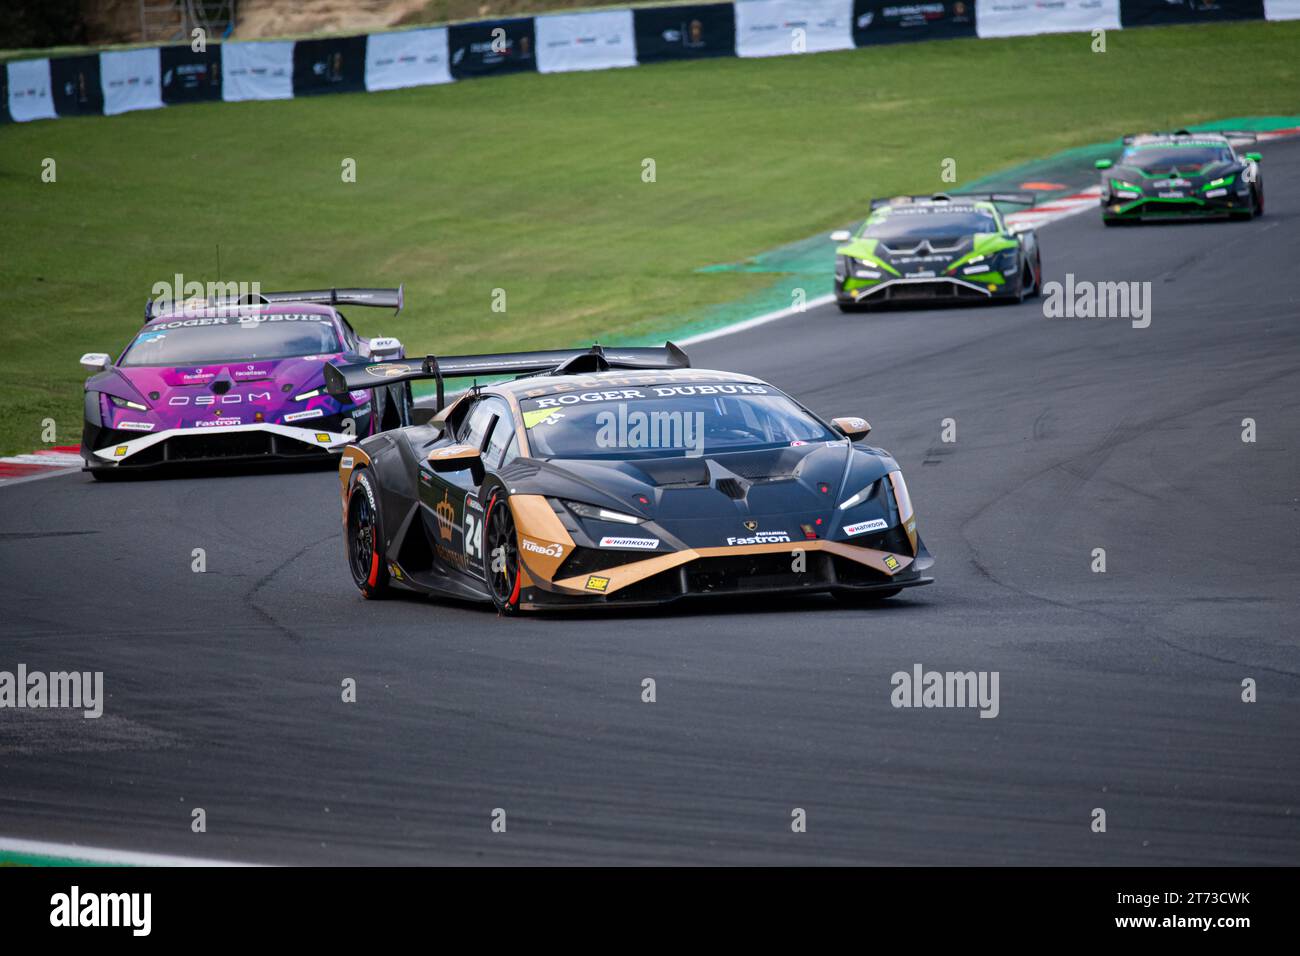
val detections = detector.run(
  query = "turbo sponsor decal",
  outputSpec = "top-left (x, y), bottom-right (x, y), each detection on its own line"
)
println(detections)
top-left (521, 538), bottom-right (565, 558)
top-left (284, 409), bottom-right (325, 422)
top-left (599, 536), bottom-right (660, 550)
top-left (585, 575), bottom-right (610, 592)
top-left (726, 530), bottom-right (791, 546)
top-left (844, 518), bottom-right (889, 536)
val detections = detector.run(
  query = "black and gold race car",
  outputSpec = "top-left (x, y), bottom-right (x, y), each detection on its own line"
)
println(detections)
top-left (327, 344), bottom-right (933, 613)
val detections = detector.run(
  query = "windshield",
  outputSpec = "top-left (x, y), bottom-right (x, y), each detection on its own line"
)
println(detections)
top-left (1122, 145), bottom-right (1233, 170)
top-left (519, 384), bottom-right (837, 460)
top-left (863, 206), bottom-right (999, 241)
top-left (120, 314), bottom-right (344, 366)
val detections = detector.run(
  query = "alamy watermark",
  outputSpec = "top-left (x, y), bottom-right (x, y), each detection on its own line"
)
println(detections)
top-left (0, 664), bottom-right (103, 718)
top-left (1043, 273), bottom-right (1151, 329)
top-left (891, 663), bottom-right (999, 718)
top-left (595, 403), bottom-right (705, 457)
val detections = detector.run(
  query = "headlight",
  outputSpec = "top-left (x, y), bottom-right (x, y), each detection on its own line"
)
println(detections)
top-left (108, 394), bottom-right (148, 412)
top-left (294, 388), bottom-right (322, 401)
top-left (889, 471), bottom-right (914, 524)
top-left (564, 500), bottom-right (643, 525)
top-left (838, 479), bottom-right (879, 511)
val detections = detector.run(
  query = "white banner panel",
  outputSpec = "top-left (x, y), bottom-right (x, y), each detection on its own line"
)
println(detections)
top-left (1264, 0), bottom-right (1300, 18)
top-left (536, 10), bottom-right (637, 73)
top-left (364, 27), bottom-right (452, 91)
top-left (735, 0), bottom-right (854, 58)
top-left (221, 41), bottom-right (294, 102)
top-left (7, 58), bottom-right (57, 123)
top-left (976, 0), bottom-right (1120, 38)
top-left (100, 48), bottom-right (163, 116)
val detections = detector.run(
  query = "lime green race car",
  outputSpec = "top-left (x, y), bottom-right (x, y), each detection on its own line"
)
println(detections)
top-left (831, 193), bottom-right (1042, 312)
top-left (1097, 131), bottom-right (1264, 225)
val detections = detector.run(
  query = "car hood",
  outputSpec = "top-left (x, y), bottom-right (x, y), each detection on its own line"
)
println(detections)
top-left (87, 353), bottom-right (362, 432)
top-left (524, 441), bottom-right (900, 550)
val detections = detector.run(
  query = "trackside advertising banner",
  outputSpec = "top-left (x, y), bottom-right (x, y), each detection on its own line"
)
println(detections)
top-left (6, 58), bottom-right (57, 123)
top-left (633, 3), bottom-right (737, 61)
top-left (735, 0), bottom-right (855, 57)
top-left (364, 27), bottom-right (452, 91)
top-left (51, 54), bottom-right (104, 116)
top-left (1264, 0), bottom-right (1300, 16)
top-left (0, 64), bottom-right (9, 124)
top-left (1120, 0), bottom-right (1263, 25)
top-left (100, 47), bottom-right (163, 116)
top-left (293, 34), bottom-right (369, 96)
top-left (536, 10), bottom-right (638, 73)
top-left (976, 0), bottom-right (1120, 36)
top-left (448, 18), bottom-right (538, 79)
top-left (221, 40), bottom-right (294, 101)
top-left (852, 0), bottom-right (976, 43)
top-left (160, 45), bottom-right (222, 104)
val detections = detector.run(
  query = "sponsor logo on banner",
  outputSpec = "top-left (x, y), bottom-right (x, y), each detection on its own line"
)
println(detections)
top-left (7, 58), bottom-right (58, 123)
top-left (632, 3), bottom-right (736, 62)
top-left (853, 0), bottom-right (976, 45)
top-left (976, 0), bottom-right (1121, 37)
top-left (365, 28), bottom-right (452, 91)
top-left (221, 41), bottom-right (295, 102)
top-left (735, 0), bottom-right (855, 57)
top-left (100, 48), bottom-right (163, 116)
top-left (537, 10), bottom-right (636, 73)
top-left (599, 536), bottom-right (660, 550)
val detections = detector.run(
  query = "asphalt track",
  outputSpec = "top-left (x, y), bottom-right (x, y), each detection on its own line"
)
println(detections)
top-left (2, 139), bottom-right (1298, 866)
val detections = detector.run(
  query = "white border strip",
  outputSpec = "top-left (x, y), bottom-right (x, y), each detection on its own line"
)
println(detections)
top-left (0, 835), bottom-right (257, 867)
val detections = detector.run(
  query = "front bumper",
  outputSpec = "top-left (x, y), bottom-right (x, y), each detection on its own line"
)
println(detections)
top-left (837, 273), bottom-right (1008, 305)
top-left (1102, 192), bottom-right (1251, 220)
top-left (83, 422), bottom-right (352, 470)
top-left (517, 535), bottom-right (934, 610)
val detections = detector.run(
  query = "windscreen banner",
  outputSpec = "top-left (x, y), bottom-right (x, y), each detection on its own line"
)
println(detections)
top-left (976, 0), bottom-right (1120, 37)
top-left (852, 0), bottom-right (976, 44)
top-left (100, 47), bottom-right (163, 116)
top-left (536, 10), bottom-right (638, 73)
top-left (364, 27), bottom-right (452, 90)
top-left (633, 3), bottom-right (737, 62)
top-left (448, 18), bottom-right (538, 79)
top-left (6, 58), bottom-right (58, 123)
top-left (221, 40), bottom-right (295, 102)
top-left (160, 45), bottom-right (222, 104)
top-left (293, 34), bottom-right (369, 96)
top-left (735, 0), bottom-right (855, 57)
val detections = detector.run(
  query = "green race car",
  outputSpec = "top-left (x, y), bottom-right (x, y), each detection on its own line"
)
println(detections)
top-left (831, 193), bottom-right (1042, 312)
top-left (1097, 131), bottom-right (1264, 225)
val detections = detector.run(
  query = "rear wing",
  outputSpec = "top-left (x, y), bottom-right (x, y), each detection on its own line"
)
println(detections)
top-left (868, 192), bottom-right (1036, 210)
top-left (325, 342), bottom-right (690, 411)
top-left (143, 285), bottom-right (404, 321)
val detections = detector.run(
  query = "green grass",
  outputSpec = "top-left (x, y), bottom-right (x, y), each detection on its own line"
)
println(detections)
top-left (1, 20), bottom-right (1297, 455)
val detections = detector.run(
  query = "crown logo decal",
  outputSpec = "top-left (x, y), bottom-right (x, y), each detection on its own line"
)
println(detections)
top-left (434, 490), bottom-right (456, 541)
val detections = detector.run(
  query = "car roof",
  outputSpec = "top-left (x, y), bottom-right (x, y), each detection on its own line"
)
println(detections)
top-left (487, 367), bottom-right (768, 399)
top-left (873, 199), bottom-right (998, 215)
top-left (1127, 133), bottom-right (1231, 148)
top-left (143, 301), bottom-right (340, 328)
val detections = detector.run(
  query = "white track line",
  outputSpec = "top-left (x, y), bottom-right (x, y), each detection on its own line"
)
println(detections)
top-left (0, 835), bottom-right (257, 867)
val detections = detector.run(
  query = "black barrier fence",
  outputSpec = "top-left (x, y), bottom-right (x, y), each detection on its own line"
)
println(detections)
top-left (448, 18), bottom-right (538, 80)
top-left (852, 0), bottom-right (977, 45)
top-left (633, 3), bottom-right (737, 62)
top-left (160, 45), bottom-right (222, 104)
top-left (1119, 0), bottom-right (1266, 27)
top-left (293, 34), bottom-right (368, 96)
top-left (1, 1), bottom-right (1291, 124)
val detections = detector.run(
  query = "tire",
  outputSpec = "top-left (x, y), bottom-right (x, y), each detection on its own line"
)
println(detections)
top-left (1028, 255), bottom-right (1042, 297)
top-left (833, 587), bottom-right (902, 606)
top-left (482, 484), bottom-right (523, 615)
top-left (346, 470), bottom-right (390, 599)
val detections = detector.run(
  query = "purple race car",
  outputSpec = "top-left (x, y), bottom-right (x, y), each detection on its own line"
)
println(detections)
top-left (79, 287), bottom-right (412, 478)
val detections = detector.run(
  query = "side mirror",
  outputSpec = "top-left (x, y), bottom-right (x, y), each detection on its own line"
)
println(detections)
top-left (1245, 152), bottom-right (1262, 163)
top-left (80, 352), bottom-right (111, 372)
top-left (831, 416), bottom-right (871, 441)
top-left (830, 230), bottom-right (853, 242)
top-left (368, 336), bottom-right (403, 360)
top-left (1008, 222), bottom-right (1033, 236)
top-left (1094, 159), bottom-right (1113, 170)
top-left (428, 442), bottom-right (484, 482)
